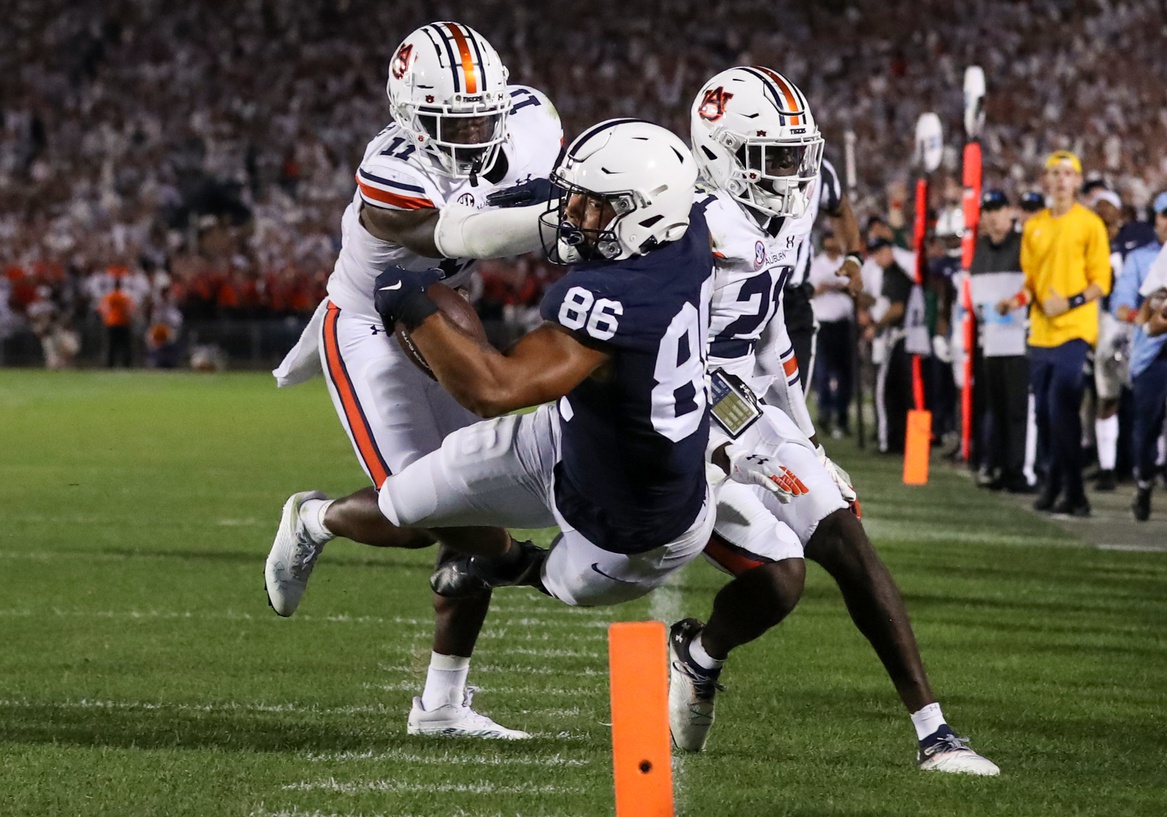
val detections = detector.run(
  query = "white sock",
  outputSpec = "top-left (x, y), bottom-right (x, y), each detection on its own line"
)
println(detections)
top-left (300, 498), bottom-right (335, 542)
top-left (1095, 415), bottom-right (1118, 471)
top-left (690, 634), bottom-right (725, 671)
top-left (421, 652), bottom-right (470, 710)
top-left (1157, 432), bottom-right (1166, 467)
top-left (910, 702), bottom-right (947, 741)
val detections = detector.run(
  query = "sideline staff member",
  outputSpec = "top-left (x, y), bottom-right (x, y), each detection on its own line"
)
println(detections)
top-left (998, 150), bottom-right (1110, 517)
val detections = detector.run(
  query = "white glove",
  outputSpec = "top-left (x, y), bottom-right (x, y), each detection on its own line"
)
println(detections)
top-left (816, 444), bottom-right (858, 506)
top-left (725, 442), bottom-right (809, 504)
top-left (932, 334), bottom-right (952, 363)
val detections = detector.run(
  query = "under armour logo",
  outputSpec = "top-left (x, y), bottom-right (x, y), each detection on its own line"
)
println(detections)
top-left (369, 324), bottom-right (385, 335)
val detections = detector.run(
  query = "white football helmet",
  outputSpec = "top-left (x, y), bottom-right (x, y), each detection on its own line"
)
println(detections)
top-left (691, 66), bottom-right (824, 219)
top-left (542, 119), bottom-right (698, 264)
top-left (385, 22), bottom-right (512, 178)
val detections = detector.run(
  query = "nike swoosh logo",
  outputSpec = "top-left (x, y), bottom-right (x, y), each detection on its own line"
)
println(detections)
top-left (379, 282), bottom-right (403, 291)
top-left (590, 563), bottom-right (636, 584)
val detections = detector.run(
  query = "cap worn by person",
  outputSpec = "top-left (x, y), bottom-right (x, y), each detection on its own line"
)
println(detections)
top-left (866, 235), bottom-right (892, 252)
top-left (1045, 150), bottom-right (1082, 174)
top-left (1020, 191), bottom-right (1045, 212)
top-left (1151, 191), bottom-right (1167, 216)
top-left (980, 189), bottom-right (1009, 211)
top-left (1091, 189), bottom-right (1122, 210)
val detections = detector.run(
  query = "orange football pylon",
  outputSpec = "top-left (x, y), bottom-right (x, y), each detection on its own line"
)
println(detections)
top-left (609, 621), bottom-right (674, 817)
top-left (904, 409), bottom-right (933, 485)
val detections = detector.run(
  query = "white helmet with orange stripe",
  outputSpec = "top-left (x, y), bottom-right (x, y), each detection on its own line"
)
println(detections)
top-left (691, 66), bottom-right (824, 219)
top-left (386, 22), bottom-right (512, 178)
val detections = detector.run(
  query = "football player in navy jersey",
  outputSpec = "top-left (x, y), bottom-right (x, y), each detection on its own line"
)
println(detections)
top-left (268, 120), bottom-right (797, 668)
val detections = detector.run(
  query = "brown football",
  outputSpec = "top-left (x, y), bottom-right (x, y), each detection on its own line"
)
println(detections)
top-left (394, 281), bottom-right (487, 379)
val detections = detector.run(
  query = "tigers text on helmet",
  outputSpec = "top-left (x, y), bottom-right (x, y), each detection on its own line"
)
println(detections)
top-left (540, 119), bottom-right (698, 265)
top-left (385, 22), bottom-right (511, 178)
top-left (690, 66), bottom-right (824, 219)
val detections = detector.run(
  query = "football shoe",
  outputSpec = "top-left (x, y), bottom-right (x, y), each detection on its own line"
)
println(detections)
top-left (917, 728), bottom-right (1000, 776)
top-left (430, 539), bottom-right (546, 597)
top-left (407, 687), bottom-right (530, 739)
top-left (265, 491), bottom-right (327, 617)
top-left (668, 618), bottom-right (725, 752)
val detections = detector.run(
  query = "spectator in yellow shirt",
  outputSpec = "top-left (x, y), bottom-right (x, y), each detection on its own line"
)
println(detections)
top-left (998, 151), bottom-right (1111, 517)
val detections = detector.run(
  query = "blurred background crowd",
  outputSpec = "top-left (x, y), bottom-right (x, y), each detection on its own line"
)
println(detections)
top-left (2, 0), bottom-right (1165, 368)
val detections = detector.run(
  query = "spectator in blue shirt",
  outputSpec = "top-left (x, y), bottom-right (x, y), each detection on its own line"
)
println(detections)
top-left (1110, 191), bottom-right (1167, 521)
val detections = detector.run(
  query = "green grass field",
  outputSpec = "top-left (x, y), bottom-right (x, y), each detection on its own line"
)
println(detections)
top-left (2, 370), bottom-right (1164, 817)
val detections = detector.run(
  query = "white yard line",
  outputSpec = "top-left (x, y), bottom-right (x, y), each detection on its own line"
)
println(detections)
top-left (377, 663), bottom-right (606, 678)
top-left (302, 748), bottom-right (589, 767)
top-left (1097, 542), bottom-right (1167, 553)
top-left (362, 682), bottom-right (592, 698)
top-left (252, 806), bottom-right (577, 817)
top-left (647, 572), bottom-right (687, 813)
top-left (0, 698), bottom-right (396, 716)
top-left (280, 778), bottom-right (584, 795)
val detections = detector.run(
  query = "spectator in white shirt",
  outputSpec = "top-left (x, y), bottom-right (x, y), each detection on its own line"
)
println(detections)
top-left (810, 230), bottom-right (857, 437)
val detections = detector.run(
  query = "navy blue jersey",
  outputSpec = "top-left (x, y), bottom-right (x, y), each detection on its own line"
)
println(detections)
top-left (539, 205), bottom-right (715, 554)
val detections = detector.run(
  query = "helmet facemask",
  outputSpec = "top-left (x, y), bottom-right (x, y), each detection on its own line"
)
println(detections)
top-left (540, 176), bottom-right (641, 265)
top-left (726, 133), bottom-right (824, 219)
top-left (402, 96), bottom-right (510, 178)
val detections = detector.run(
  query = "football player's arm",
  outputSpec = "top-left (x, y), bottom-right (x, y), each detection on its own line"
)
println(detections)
top-left (359, 205), bottom-right (442, 255)
top-left (409, 317), bottom-right (608, 417)
top-left (360, 201), bottom-right (547, 261)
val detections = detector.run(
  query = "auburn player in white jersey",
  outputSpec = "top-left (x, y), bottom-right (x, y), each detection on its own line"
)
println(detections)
top-left (670, 66), bottom-right (999, 775)
top-left (266, 22), bottom-right (562, 740)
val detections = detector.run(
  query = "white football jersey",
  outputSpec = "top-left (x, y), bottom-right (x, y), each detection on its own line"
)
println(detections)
top-left (700, 186), bottom-right (817, 438)
top-left (326, 85), bottom-right (562, 320)
top-left (702, 187), bottom-right (803, 380)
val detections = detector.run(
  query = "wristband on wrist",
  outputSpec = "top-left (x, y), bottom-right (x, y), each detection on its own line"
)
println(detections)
top-left (1067, 291), bottom-right (1088, 310)
top-left (844, 254), bottom-right (863, 268)
top-left (396, 289), bottom-right (440, 331)
top-left (1012, 291), bottom-right (1030, 309)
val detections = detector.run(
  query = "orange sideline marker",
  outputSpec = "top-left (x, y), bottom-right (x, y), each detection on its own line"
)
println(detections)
top-left (608, 621), bottom-right (674, 817)
top-left (903, 409), bottom-right (932, 485)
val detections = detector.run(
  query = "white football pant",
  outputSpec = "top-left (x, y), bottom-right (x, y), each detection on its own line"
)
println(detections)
top-left (377, 404), bottom-right (714, 607)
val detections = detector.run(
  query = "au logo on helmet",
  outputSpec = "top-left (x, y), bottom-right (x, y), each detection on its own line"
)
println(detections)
top-left (391, 44), bottom-right (413, 80)
top-left (698, 87), bottom-right (733, 122)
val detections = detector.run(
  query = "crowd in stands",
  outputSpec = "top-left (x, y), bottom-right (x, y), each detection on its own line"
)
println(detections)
top-left (3, 0), bottom-right (1166, 365)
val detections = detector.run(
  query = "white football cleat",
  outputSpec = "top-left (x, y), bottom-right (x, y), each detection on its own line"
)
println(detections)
top-left (668, 618), bottom-right (725, 752)
top-left (917, 730), bottom-right (1000, 776)
top-left (265, 491), bottom-right (327, 617)
top-left (407, 688), bottom-right (530, 740)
